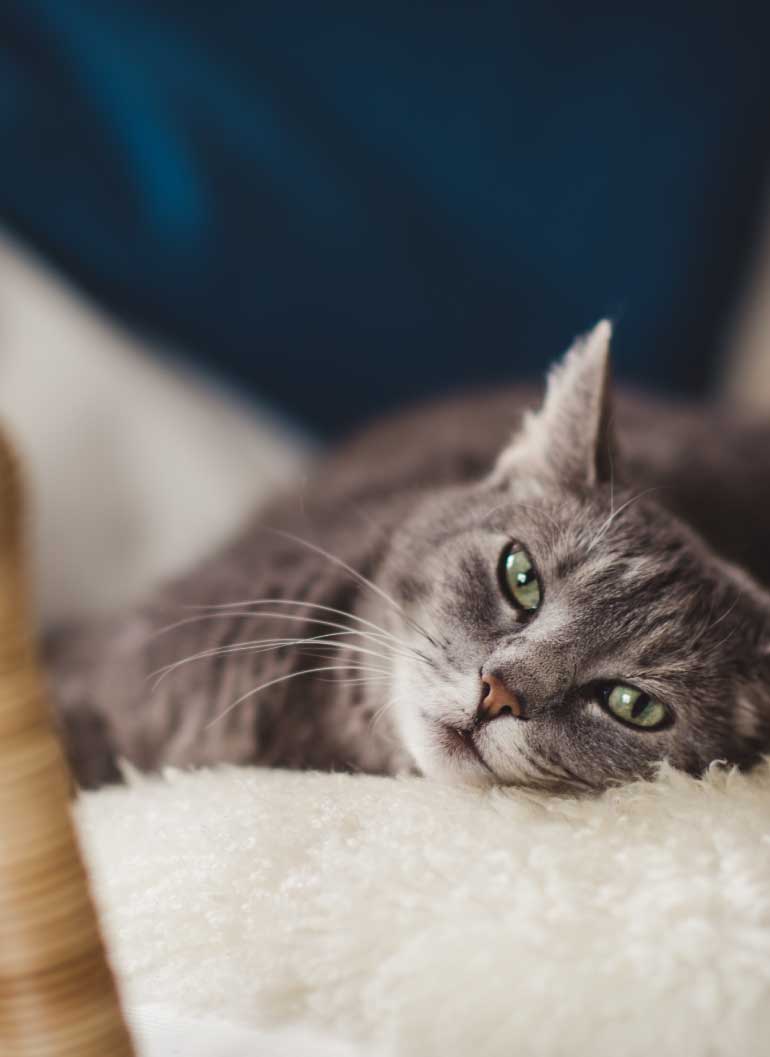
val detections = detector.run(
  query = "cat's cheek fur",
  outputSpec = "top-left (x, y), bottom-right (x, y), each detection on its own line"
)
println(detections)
top-left (389, 662), bottom-right (492, 787)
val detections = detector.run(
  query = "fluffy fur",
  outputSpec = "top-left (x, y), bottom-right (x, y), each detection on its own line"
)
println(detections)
top-left (53, 322), bottom-right (770, 793)
top-left (77, 762), bottom-right (770, 1057)
top-left (130, 1007), bottom-right (369, 1057)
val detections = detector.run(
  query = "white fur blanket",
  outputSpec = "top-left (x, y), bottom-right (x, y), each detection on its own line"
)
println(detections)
top-left (76, 762), bottom-right (770, 1057)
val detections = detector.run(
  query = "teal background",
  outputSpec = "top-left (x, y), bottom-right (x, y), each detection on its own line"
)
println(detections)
top-left (2, 4), bottom-right (769, 434)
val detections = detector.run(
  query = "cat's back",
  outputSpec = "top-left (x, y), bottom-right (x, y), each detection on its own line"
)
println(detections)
top-left (313, 384), bottom-right (770, 587)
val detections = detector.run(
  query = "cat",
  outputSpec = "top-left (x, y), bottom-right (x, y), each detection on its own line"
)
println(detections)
top-left (50, 321), bottom-right (770, 794)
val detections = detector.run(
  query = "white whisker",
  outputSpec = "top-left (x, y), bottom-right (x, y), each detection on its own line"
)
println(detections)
top-left (704, 595), bottom-right (740, 635)
top-left (151, 632), bottom-right (394, 689)
top-left (587, 487), bottom-right (661, 552)
top-left (205, 664), bottom-right (388, 728)
top-left (262, 527), bottom-right (445, 651)
top-left (153, 608), bottom-right (428, 668)
top-left (316, 675), bottom-right (391, 686)
top-left (152, 610), bottom-right (423, 667)
top-left (707, 623), bottom-right (741, 657)
top-left (150, 631), bottom-right (353, 689)
top-left (182, 597), bottom-right (421, 657)
top-left (369, 693), bottom-right (402, 735)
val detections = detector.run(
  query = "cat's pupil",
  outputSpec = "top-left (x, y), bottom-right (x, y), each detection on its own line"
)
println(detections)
top-left (631, 693), bottom-right (649, 719)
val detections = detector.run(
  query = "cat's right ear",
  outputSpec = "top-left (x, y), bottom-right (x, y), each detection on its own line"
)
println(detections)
top-left (491, 320), bottom-right (617, 491)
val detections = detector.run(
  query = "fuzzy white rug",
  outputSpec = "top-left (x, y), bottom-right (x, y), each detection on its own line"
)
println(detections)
top-left (75, 762), bottom-right (770, 1057)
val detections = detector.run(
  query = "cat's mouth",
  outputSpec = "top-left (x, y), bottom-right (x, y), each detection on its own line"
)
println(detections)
top-left (440, 723), bottom-right (495, 775)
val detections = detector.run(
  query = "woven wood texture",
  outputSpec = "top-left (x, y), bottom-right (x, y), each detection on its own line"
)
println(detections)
top-left (0, 434), bottom-right (135, 1056)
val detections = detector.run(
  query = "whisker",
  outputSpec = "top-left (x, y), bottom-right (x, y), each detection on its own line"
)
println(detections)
top-left (150, 632), bottom-right (345, 688)
top-left (264, 526), bottom-right (405, 614)
top-left (704, 595), bottom-right (740, 635)
top-left (152, 608), bottom-right (427, 663)
top-left (261, 527), bottom-right (446, 652)
top-left (154, 610), bottom-right (392, 649)
top-left (182, 597), bottom-right (422, 657)
top-left (277, 638), bottom-right (396, 665)
top-left (316, 675), bottom-right (391, 686)
top-left (152, 610), bottom-right (425, 667)
top-left (151, 632), bottom-right (394, 689)
top-left (204, 664), bottom-right (388, 728)
top-left (587, 487), bottom-right (662, 552)
top-left (707, 623), bottom-right (741, 657)
top-left (369, 694), bottom-right (402, 734)
top-left (288, 649), bottom-right (390, 673)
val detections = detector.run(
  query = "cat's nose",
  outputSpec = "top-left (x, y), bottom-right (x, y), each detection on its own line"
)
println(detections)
top-left (478, 673), bottom-right (523, 722)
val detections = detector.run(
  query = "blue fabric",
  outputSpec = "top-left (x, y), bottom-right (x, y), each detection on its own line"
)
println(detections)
top-left (2, 3), bottom-right (770, 435)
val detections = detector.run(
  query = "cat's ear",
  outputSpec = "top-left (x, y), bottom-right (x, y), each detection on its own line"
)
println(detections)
top-left (493, 319), bottom-right (616, 489)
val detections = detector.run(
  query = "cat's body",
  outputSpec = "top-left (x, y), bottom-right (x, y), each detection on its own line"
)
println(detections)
top-left (52, 324), bottom-right (770, 792)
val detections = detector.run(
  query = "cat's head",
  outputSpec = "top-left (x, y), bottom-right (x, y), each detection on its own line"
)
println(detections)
top-left (381, 322), bottom-right (770, 793)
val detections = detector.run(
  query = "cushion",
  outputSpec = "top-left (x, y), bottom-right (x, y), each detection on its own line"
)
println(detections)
top-left (76, 761), bottom-right (770, 1057)
top-left (0, 231), bottom-right (308, 623)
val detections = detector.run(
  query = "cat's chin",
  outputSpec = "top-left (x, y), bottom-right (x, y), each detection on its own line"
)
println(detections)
top-left (437, 723), bottom-right (498, 779)
top-left (397, 710), bottom-right (499, 788)
top-left (421, 750), bottom-right (498, 789)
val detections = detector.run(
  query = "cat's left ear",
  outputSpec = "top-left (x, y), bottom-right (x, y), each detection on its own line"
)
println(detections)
top-left (493, 319), bottom-right (616, 490)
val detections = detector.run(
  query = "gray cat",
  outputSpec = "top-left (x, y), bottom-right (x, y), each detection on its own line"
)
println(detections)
top-left (51, 322), bottom-right (770, 794)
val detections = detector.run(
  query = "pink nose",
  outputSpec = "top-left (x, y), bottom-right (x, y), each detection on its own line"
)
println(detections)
top-left (478, 673), bottom-right (523, 720)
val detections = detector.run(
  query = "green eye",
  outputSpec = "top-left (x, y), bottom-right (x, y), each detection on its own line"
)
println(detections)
top-left (604, 685), bottom-right (669, 730)
top-left (501, 543), bottom-right (542, 613)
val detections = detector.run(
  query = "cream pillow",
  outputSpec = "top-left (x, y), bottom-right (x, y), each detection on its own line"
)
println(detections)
top-left (0, 231), bottom-right (309, 624)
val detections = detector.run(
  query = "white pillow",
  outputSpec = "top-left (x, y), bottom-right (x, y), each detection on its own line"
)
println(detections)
top-left (0, 230), bottom-right (309, 624)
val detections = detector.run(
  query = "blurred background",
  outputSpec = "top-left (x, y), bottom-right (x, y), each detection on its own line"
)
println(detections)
top-left (1, 3), bottom-right (770, 621)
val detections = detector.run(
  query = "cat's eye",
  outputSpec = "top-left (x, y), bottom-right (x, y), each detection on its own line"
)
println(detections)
top-left (603, 684), bottom-right (669, 730)
top-left (500, 543), bottom-right (542, 613)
